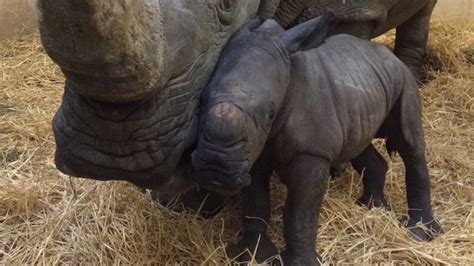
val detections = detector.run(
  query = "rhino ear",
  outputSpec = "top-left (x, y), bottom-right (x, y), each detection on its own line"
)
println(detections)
top-left (280, 11), bottom-right (336, 53)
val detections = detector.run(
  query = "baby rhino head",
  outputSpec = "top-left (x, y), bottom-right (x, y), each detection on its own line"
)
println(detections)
top-left (192, 12), bottom-right (337, 193)
top-left (204, 102), bottom-right (246, 145)
top-left (192, 101), bottom-right (251, 193)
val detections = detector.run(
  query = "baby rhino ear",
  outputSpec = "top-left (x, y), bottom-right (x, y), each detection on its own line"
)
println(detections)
top-left (280, 11), bottom-right (336, 53)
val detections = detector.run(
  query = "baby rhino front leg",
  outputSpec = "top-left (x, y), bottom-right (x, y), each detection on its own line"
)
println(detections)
top-left (280, 155), bottom-right (330, 266)
top-left (226, 152), bottom-right (279, 263)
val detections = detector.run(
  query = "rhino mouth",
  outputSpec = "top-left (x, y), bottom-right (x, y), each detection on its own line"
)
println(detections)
top-left (52, 84), bottom-right (198, 192)
top-left (191, 134), bottom-right (251, 193)
top-left (60, 69), bottom-right (145, 103)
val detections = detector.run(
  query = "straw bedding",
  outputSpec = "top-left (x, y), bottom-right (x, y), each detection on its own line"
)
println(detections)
top-left (0, 19), bottom-right (472, 264)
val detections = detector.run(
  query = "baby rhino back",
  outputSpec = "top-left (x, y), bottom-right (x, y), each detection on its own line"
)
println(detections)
top-left (289, 34), bottom-right (415, 161)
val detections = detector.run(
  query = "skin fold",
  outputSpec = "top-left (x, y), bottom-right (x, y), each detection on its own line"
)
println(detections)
top-left (192, 14), bottom-right (442, 264)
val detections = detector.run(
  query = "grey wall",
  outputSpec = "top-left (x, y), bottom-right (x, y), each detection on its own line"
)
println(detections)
top-left (434, 0), bottom-right (473, 18)
top-left (0, 0), bottom-right (472, 41)
top-left (0, 0), bottom-right (37, 41)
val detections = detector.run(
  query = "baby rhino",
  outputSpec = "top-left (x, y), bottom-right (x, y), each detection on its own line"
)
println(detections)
top-left (192, 13), bottom-right (441, 265)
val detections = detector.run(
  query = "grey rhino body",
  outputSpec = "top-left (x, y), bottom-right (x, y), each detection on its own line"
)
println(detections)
top-left (192, 15), bottom-right (441, 264)
top-left (38, 0), bottom-right (436, 195)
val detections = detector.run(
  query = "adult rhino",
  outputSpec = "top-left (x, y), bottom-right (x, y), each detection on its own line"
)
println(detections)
top-left (263, 0), bottom-right (438, 80)
top-left (38, 0), bottom-right (262, 192)
top-left (37, 0), bottom-right (436, 199)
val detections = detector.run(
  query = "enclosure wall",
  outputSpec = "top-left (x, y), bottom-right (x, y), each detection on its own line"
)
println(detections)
top-left (0, 0), bottom-right (36, 41)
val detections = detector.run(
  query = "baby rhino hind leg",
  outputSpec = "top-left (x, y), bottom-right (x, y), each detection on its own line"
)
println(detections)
top-left (386, 88), bottom-right (442, 241)
top-left (389, 131), bottom-right (442, 241)
top-left (351, 144), bottom-right (388, 208)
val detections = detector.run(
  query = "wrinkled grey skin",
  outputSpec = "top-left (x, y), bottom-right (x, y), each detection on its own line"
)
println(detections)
top-left (37, 0), bottom-right (261, 192)
top-left (164, 0), bottom-right (438, 214)
top-left (192, 14), bottom-right (442, 264)
top-left (37, 0), bottom-right (435, 196)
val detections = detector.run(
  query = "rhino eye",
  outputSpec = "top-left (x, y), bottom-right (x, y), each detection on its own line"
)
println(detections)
top-left (217, 0), bottom-right (237, 25)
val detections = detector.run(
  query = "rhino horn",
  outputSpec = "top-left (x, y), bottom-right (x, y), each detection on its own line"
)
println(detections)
top-left (37, 0), bottom-right (167, 103)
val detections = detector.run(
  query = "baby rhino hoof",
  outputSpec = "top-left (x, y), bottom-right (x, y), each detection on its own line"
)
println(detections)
top-left (402, 216), bottom-right (442, 242)
top-left (357, 194), bottom-right (388, 209)
top-left (226, 234), bottom-right (279, 264)
top-left (281, 250), bottom-right (322, 266)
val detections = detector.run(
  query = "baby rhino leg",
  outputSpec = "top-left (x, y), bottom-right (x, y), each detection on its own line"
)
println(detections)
top-left (226, 153), bottom-right (278, 264)
top-left (280, 155), bottom-right (330, 265)
top-left (390, 132), bottom-right (442, 241)
top-left (386, 90), bottom-right (442, 241)
top-left (351, 144), bottom-right (388, 208)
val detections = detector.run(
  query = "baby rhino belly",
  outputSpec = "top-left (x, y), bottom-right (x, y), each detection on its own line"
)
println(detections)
top-left (334, 79), bottom-right (392, 162)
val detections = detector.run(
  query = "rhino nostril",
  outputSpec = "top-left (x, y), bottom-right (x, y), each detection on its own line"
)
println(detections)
top-left (238, 174), bottom-right (252, 187)
top-left (203, 102), bottom-right (246, 145)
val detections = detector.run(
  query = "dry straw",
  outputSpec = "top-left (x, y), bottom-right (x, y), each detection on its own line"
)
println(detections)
top-left (1, 18), bottom-right (473, 264)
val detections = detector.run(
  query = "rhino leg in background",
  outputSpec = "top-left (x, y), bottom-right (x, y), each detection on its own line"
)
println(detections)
top-left (274, 0), bottom-right (309, 28)
top-left (351, 144), bottom-right (388, 208)
top-left (394, 0), bottom-right (437, 82)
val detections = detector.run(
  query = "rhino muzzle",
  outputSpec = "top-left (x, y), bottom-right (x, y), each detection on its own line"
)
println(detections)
top-left (52, 85), bottom-right (199, 192)
top-left (192, 102), bottom-right (252, 192)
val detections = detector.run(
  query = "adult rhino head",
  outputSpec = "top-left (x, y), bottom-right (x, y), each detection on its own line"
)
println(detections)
top-left (37, 0), bottom-right (260, 192)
